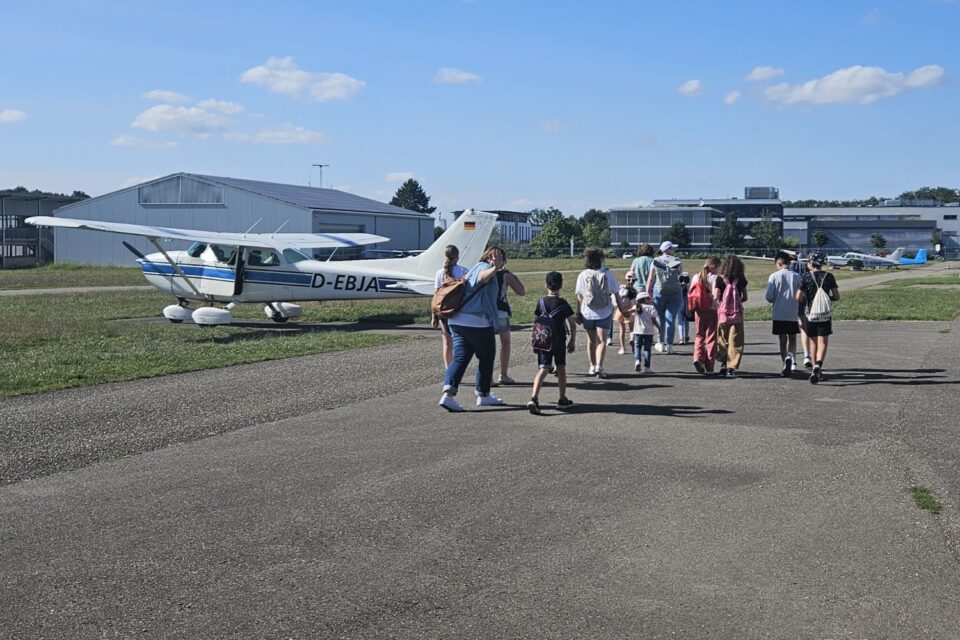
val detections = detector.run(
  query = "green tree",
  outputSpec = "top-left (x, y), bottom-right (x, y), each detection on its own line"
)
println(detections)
top-left (487, 226), bottom-right (502, 248)
top-left (930, 229), bottom-right (942, 248)
top-left (811, 230), bottom-right (829, 248)
top-left (434, 226), bottom-right (444, 240)
top-left (750, 214), bottom-right (782, 249)
top-left (662, 221), bottom-right (691, 247)
top-left (582, 220), bottom-right (610, 248)
top-left (870, 232), bottom-right (887, 249)
top-left (389, 178), bottom-right (436, 215)
top-left (531, 215), bottom-right (583, 253)
top-left (581, 208), bottom-right (609, 228)
top-left (528, 207), bottom-right (563, 226)
top-left (782, 236), bottom-right (799, 249)
top-left (712, 213), bottom-right (743, 248)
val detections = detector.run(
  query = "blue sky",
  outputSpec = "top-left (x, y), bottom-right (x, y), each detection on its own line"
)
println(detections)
top-left (1, 0), bottom-right (957, 221)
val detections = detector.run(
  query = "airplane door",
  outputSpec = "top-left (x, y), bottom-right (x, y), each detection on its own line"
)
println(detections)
top-left (198, 244), bottom-right (239, 300)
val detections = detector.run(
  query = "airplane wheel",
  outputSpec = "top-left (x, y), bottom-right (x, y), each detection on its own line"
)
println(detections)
top-left (168, 319), bottom-right (184, 324)
top-left (271, 314), bottom-right (289, 323)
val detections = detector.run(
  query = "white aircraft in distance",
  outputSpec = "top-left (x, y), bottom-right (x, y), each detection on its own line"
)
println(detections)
top-left (826, 248), bottom-right (904, 268)
top-left (26, 209), bottom-right (497, 325)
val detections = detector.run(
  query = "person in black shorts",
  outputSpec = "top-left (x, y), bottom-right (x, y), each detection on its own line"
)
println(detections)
top-left (528, 271), bottom-right (577, 414)
top-left (796, 252), bottom-right (840, 384)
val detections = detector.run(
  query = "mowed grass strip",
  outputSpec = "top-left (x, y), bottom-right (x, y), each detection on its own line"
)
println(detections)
top-left (0, 262), bottom-right (145, 289)
top-left (0, 291), bottom-right (401, 398)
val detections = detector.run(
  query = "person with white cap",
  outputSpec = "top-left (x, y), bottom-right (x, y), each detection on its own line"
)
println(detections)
top-left (645, 240), bottom-right (684, 354)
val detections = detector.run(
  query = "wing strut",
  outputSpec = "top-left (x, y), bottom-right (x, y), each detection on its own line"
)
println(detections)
top-left (146, 237), bottom-right (206, 299)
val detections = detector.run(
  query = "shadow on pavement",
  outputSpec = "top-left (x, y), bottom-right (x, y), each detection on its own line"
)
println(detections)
top-left (823, 367), bottom-right (955, 387)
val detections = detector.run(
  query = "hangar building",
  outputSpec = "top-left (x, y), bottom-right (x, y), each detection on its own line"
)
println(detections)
top-left (51, 173), bottom-right (435, 266)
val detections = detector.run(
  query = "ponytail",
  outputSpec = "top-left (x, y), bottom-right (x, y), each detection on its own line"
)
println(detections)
top-left (443, 244), bottom-right (459, 279)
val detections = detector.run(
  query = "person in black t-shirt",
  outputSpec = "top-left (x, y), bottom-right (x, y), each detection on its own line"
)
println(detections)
top-left (796, 252), bottom-right (840, 384)
top-left (528, 271), bottom-right (577, 415)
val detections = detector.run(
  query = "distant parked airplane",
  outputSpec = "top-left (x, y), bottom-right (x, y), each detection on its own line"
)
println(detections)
top-left (899, 248), bottom-right (928, 265)
top-left (826, 248), bottom-right (904, 268)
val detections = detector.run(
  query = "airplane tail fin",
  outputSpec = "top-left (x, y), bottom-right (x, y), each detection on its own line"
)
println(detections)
top-left (914, 248), bottom-right (927, 263)
top-left (357, 209), bottom-right (499, 279)
top-left (888, 247), bottom-right (905, 262)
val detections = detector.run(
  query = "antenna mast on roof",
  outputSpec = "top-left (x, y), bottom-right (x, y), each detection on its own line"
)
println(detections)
top-left (312, 164), bottom-right (330, 188)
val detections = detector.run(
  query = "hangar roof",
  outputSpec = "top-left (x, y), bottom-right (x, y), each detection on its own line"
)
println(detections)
top-left (55, 173), bottom-right (428, 218)
top-left (195, 174), bottom-right (426, 217)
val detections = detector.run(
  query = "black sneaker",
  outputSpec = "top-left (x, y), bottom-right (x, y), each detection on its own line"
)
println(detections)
top-left (718, 365), bottom-right (728, 377)
top-left (694, 361), bottom-right (706, 374)
top-left (727, 369), bottom-right (738, 379)
top-left (556, 397), bottom-right (574, 409)
top-left (809, 365), bottom-right (821, 385)
top-left (527, 397), bottom-right (541, 415)
top-left (782, 356), bottom-right (793, 378)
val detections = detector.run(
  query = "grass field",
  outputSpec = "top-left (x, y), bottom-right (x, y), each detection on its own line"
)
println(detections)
top-left (1, 262), bottom-right (950, 398)
top-left (0, 290), bottom-right (401, 398)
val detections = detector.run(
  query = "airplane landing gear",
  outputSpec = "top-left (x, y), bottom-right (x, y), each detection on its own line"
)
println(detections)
top-left (265, 302), bottom-right (303, 323)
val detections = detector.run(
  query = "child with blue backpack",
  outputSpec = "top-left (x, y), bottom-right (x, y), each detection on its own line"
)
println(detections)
top-left (527, 271), bottom-right (577, 415)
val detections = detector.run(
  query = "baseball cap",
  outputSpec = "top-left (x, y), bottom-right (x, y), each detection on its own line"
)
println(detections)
top-left (637, 291), bottom-right (650, 301)
top-left (659, 241), bottom-right (677, 252)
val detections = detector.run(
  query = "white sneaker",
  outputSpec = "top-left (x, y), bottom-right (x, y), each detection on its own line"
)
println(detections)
top-left (477, 394), bottom-right (505, 407)
top-left (588, 365), bottom-right (596, 375)
top-left (666, 344), bottom-right (674, 355)
top-left (618, 348), bottom-right (626, 355)
top-left (635, 359), bottom-right (642, 372)
top-left (439, 394), bottom-right (464, 412)
top-left (654, 342), bottom-right (664, 353)
top-left (643, 367), bottom-right (653, 374)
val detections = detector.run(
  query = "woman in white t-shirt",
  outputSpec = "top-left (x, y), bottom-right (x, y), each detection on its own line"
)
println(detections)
top-left (432, 244), bottom-right (469, 367)
top-left (575, 247), bottom-right (628, 378)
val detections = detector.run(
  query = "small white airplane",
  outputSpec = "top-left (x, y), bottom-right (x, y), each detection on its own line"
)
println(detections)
top-left (826, 248), bottom-right (904, 268)
top-left (26, 209), bottom-right (497, 325)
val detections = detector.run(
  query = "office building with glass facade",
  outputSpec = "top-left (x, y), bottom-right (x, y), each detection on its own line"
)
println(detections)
top-left (609, 206), bottom-right (717, 248)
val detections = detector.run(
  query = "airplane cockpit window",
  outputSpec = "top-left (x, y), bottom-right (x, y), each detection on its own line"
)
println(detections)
top-left (248, 249), bottom-right (280, 267)
top-left (282, 248), bottom-right (310, 264)
top-left (187, 242), bottom-right (207, 258)
top-left (201, 244), bottom-right (238, 264)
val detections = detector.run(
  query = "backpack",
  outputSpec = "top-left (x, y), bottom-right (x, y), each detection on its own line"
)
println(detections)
top-left (431, 276), bottom-right (489, 319)
top-left (431, 277), bottom-right (467, 319)
top-left (531, 298), bottom-right (565, 352)
top-left (687, 278), bottom-right (713, 313)
top-left (807, 272), bottom-right (833, 322)
top-left (582, 269), bottom-right (612, 311)
top-left (717, 277), bottom-right (743, 325)
top-left (652, 256), bottom-right (682, 294)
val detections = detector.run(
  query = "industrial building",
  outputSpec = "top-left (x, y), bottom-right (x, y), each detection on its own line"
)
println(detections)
top-left (610, 187), bottom-right (784, 248)
top-left (784, 204), bottom-right (958, 255)
top-left (1, 191), bottom-right (84, 267)
top-left (49, 173), bottom-right (435, 266)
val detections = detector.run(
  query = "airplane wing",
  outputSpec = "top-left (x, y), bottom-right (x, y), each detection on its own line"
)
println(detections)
top-left (25, 216), bottom-right (388, 250)
top-left (736, 254), bottom-right (775, 261)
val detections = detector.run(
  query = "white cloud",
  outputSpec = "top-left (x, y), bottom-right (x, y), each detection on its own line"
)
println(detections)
top-left (764, 64), bottom-right (946, 106)
top-left (240, 56), bottom-right (365, 102)
top-left (386, 172), bottom-right (414, 182)
top-left (678, 79), bottom-right (702, 96)
top-left (142, 89), bottom-right (191, 103)
top-left (745, 66), bottom-right (786, 82)
top-left (0, 109), bottom-right (27, 123)
top-left (110, 134), bottom-right (178, 149)
top-left (132, 104), bottom-right (232, 135)
top-left (224, 123), bottom-right (328, 144)
top-left (433, 67), bottom-right (482, 84)
top-left (724, 91), bottom-right (741, 105)
top-left (540, 118), bottom-right (565, 133)
top-left (196, 99), bottom-right (244, 114)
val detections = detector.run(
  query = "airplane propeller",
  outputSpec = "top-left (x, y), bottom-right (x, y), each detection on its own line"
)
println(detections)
top-left (122, 241), bottom-right (146, 260)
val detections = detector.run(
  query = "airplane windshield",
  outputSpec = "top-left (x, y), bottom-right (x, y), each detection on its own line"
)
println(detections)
top-left (187, 242), bottom-right (207, 258)
top-left (282, 248), bottom-right (311, 263)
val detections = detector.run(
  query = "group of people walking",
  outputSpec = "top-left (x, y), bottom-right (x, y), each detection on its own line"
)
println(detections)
top-left (434, 241), bottom-right (840, 413)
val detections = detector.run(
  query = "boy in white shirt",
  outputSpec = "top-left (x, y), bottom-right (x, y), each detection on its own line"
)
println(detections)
top-left (764, 251), bottom-right (803, 377)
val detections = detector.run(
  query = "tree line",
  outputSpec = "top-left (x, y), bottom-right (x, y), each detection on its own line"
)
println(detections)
top-left (1, 186), bottom-right (90, 199)
top-left (784, 186), bottom-right (959, 208)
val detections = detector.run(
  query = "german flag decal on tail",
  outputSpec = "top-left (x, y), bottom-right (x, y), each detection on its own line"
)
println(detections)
top-left (464, 221), bottom-right (476, 230)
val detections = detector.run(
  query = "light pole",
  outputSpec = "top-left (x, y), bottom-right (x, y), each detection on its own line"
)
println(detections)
top-left (312, 164), bottom-right (329, 188)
